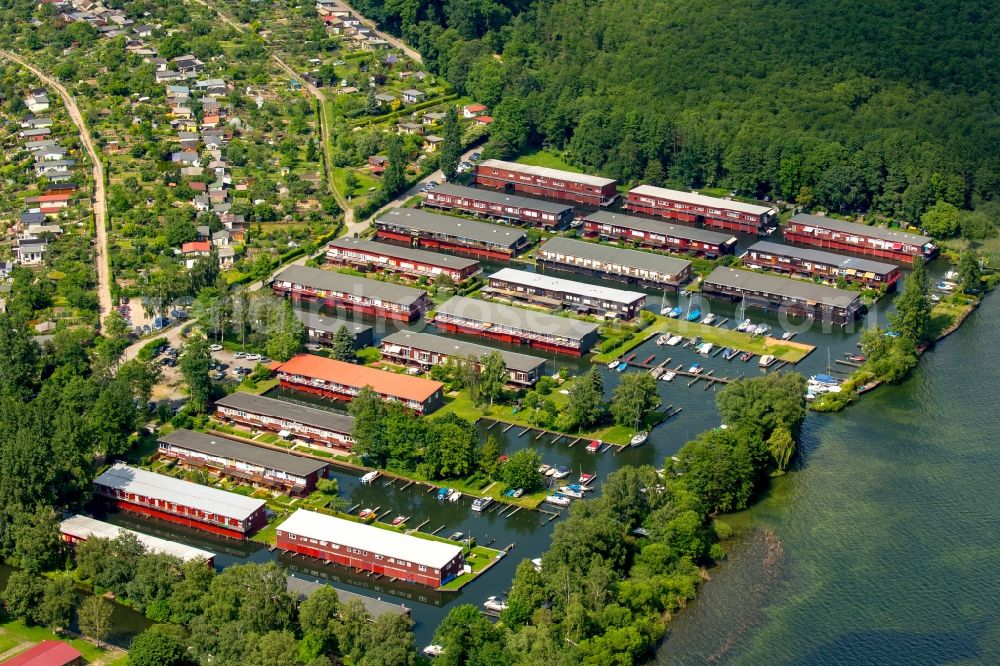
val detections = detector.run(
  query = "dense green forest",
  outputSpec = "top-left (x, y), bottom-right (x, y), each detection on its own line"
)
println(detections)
top-left (353, 0), bottom-right (999, 225)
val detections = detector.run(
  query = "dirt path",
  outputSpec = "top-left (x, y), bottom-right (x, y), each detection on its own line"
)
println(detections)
top-left (1, 49), bottom-right (112, 333)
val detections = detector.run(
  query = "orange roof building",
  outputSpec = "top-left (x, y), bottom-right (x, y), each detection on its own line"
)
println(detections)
top-left (181, 240), bottom-right (212, 254)
top-left (2, 640), bottom-right (83, 666)
top-left (275, 354), bottom-right (444, 414)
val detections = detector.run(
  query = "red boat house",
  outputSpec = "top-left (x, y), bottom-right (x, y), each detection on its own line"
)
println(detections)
top-left (583, 210), bottom-right (737, 256)
top-left (783, 213), bottom-right (938, 265)
top-left (475, 159), bottom-right (618, 207)
top-left (375, 208), bottom-right (528, 260)
top-left (424, 183), bottom-right (575, 229)
top-left (626, 185), bottom-right (776, 234)
top-left (93, 463), bottom-right (268, 539)
top-left (326, 237), bottom-right (482, 284)
top-left (214, 391), bottom-right (357, 452)
top-left (276, 509), bottom-right (465, 587)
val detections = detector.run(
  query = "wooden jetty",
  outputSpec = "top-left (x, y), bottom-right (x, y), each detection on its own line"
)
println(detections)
top-left (430, 525), bottom-right (446, 536)
top-left (413, 518), bottom-right (430, 531)
top-left (835, 359), bottom-right (862, 368)
top-left (376, 509), bottom-right (392, 521)
top-left (347, 503), bottom-right (360, 513)
top-left (716, 317), bottom-right (729, 327)
top-left (502, 423), bottom-right (515, 433)
top-left (569, 437), bottom-right (580, 447)
top-left (518, 428), bottom-right (530, 437)
top-left (400, 480), bottom-right (414, 490)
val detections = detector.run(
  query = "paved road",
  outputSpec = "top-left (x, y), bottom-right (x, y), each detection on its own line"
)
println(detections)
top-left (1, 49), bottom-right (112, 334)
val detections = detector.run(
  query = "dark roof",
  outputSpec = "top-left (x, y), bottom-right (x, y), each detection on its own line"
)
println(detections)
top-left (435, 295), bottom-right (599, 341)
top-left (293, 309), bottom-right (372, 336)
top-left (478, 159), bottom-right (617, 187)
top-left (286, 576), bottom-right (409, 617)
top-left (703, 267), bottom-right (861, 308)
top-left (539, 236), bottom-right (691, 276)
top-left (160, 429), bottom-right (327, 476)
top-left (20, 211), bottom-right (46, 224)
top-left (744, 241), bottom-right (897, 275)
top-left (584, 210), bottom-right (737, 246)
top-left (430, 183), bottom-right (573, 215)
top-left (327, 237), bottom-right (480, 271)
top-left (381, 331), bottom-right (546, 373)
top-left (272, 265), bottom-right (428, 307)
top-left (214, 392), bottom-right (356, 435)
top-left (788, 213), bottom-right (932, 246)
top-left (377, 208), bottom-right (527, 249)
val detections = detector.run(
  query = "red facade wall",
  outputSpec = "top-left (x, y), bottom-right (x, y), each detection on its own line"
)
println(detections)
top-left (784, 223), bottom-right (926, 265)
top-left (582, 220), bottom-right (733, 256)
top-left (273, 285), bottom-right (419, 322)
top-left (434, 320), bottom-right (584, 356)
top-left (326, 248), bottom-right (476, 282)
top-left (625, 193), bottom-right (767, 234)
top-left (101, 497), bottom-right (264, 539)
top-left (475, 165), bottom-right (617, 207)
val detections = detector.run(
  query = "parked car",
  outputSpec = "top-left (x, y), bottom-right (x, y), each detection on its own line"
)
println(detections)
top-left (246, 353), bottom-right (262, 361)
top-left (259, 357), bottom-right (271, 364)
top-left (234, 351), bottom-right (246, 359)
top-left (210, 344), bottom-right (223, 352)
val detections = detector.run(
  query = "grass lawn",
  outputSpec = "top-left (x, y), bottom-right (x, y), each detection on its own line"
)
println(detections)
top-left (237, 378), bottom-right (279, 395)
top-left (0, 619), bottom-right (126, 663)
top-left (928, 297), bottom-right (977, 339)
top-left (593, 315), bottom-right (815, 365)
top-left (439, 545), bottom-right (505, 591)
top-left (515, 149), bottom-right (582, 173)
top-left (437, 380), bottom-right (658, 447)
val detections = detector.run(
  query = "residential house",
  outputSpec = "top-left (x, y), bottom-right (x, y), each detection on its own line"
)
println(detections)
top-left (463, 104), bottom-right (487, 118)
top-left (401, 89), bottom-right (426, 104)
top-left (15, 236), bottom-right (48, 265)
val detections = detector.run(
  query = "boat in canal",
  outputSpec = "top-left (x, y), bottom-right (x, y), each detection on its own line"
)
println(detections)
top-left (846, 353), bottom-right (866, 362)
top-left (358, 508), bottom-right (376, 520)
top-left (701, 313), bottom-right (717, 325)
top-left (667, 306), bottom-right (683, 318)
top-left (559, 485), bottom-right (585, 499)
top-left (616, 361), bottom-right (628, 372)
top-left (740, 352), bottom-right (754, 362)
top-left (698, 342), bottom-right (714, 355)
top-left (656, 334), bottom-right (671, 346)
top-left (660, 370), bottom-right (676, 382)
top-left (810, 373), bottom-right (840, 387)
top-left (607, 359), bottom-right (621, 369)
top-left (483, 595), bottom-right (508, 615)
top-left (422, 644), bottom-right (444, 658)
top-left (449, 491), bottom-right (462, 502)
top-left (666, 335), bottom-right (683, 346)
top-left (781, 330), bottom-right (795, 340)
top-left (360, 471), bottom-right (380, 484)
top-left (579, 472), bottom-right (597, 485)
top-left (586, 440), bottom-right (601, 453)
top-left (551, 465), bottom-right (571, 479)
top-left (471, 496), bottom-right (493, 512)
top-left (436, 487), bottom-right (453, 500)
top-left (630, 431), bottom-right (649, 447)
top-left (686, 308), bottom-right (702, 322)
top-left (391, 515), bottom-right (408, 526)
top-left (545, 493), bottom-right (572, 507)
top-left (448, 531), bottom-right (465, 541)
top-left (539, 464), bottom-right (552, 474)
top-left (531, 557), bottom-right (543, 572)
top-left (724, 348), bottom-right (740, 360)
top-left (737, 318), bottom-right (753, 331)
top-left (688, 363), bottom-right (703, 374)
top-left (759, 354), bottom-right (776, 368)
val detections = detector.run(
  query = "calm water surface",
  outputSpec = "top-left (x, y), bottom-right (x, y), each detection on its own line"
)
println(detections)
top-left (659, 290), bottom-right (1000, 664)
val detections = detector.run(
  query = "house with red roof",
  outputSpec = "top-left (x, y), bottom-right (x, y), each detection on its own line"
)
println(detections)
top-left (0, 640), bottom-right (83, 666)
top-left (463, 104), bottom-right (487, 118)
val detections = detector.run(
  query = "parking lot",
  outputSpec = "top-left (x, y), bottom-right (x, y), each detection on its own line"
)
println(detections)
top-left (207, 346), bottom-right (273, 382)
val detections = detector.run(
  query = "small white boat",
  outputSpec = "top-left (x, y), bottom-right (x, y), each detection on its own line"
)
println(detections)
top-left (698, 342), bottom-right (714, 355)
top-left (701, 313), bottom-right (717, 325)
top-left (781, 331), bottom-right (794, 340)
top-left (608, 359), bottom-right (621, 369)
top-left (688, 363), bottom-right (703, 374)
top-left (945, 270), bottom-right (959, 281)
top-left (531, 557), bottom-right (542, 572)
top-left (545, 493), bottom-right (572, 507)
top-left (759, 354), bottom-right (776, 368)
top-left (483, 595), bottom-right (508, 614)
top-left (737, 318), bottom-right (752, 332)
top-left (449, 491), bottom-right (462, 502)
top-left (360, 471), bottom-right (380, 484)
top-left (630, 431), bottom-right (649, 447)
top-left (423, 644), bottom-right (444, 658)
top-left (660, 371), bottom-right (676, 382)
top-left (551, 466), bottom-right (570, 479)
top-left (539, 464), bottom-right (551, 474)
top-left (545, 467), bottom-right (557, 477)
top-left (558, 485), bottom-right (585, 499)
top-left (471, 496), bottom-right (492, 511)
top-left (656, 334), bottom-right (671, 346)
top-left (666, 335), bottom-right (683, 346)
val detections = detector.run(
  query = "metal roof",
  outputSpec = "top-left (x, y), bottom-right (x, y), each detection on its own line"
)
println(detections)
top-left (273, 264), bottom-right (428, 307)
top-left (377, 208), bottom-right (527, 248)
top-left (293, 309), bottom-right (373, 336)
top-left (214, 392), bottom-right (355, 435)
top-left (60, 515), bottom-right (215, 562)
top-left (744, 241), bottom-right (897, 275)
top-left (327, 237), bottom-right (480, 270)
top-left (160, 429), bottom-right (327, 476)
top-left (430, 183), bottom-right (574, 214)
top-left (381, 331), bottom-right (546, 373)
top-left (488, 268), bottom-right (646, 305)
top-left (286, 576), bottom-right (410, 617)
top-left (277, 354), bottom-right (444, 403)
top-left (629, 185), bottom-right (776, 216)
top-left (478, 159), bottom-right (616, 187)
top-left (584, 210), bottom-right (737, 245)
top-left (94, 463), bottom-right (266, 521)
top-left (435, 296), bottom-right (599, 341)
top-left (278, 509), bottom-right (463, 570)
top-left (788, 213), bottom-right (932, 245)
top-left (703, 267), bottom-right (861, 308)
top-left (539, 236), bottom-right (691, 276)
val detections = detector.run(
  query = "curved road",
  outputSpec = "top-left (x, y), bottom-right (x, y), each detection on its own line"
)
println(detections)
top-left (1, 49), bottom-right (112, 333)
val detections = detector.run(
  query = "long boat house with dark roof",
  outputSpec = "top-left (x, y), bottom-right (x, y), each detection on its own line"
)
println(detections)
top-left (741, 241), bottom-right (900, 290)
top-left (626, 185), bottom-right (777, 234)
top-left (293, 309), bottom-right (374, 349)
top-left (702, 266), bottom-right (864, 326)
top-left (380, 331), bottom-right (546, 386)
top-left (326, 237), bottom-right (482, 283)
top-left (783, 213), bottom-right (938, 265)
top-left (375, 208), bottom-right (528, 260)
top-left (214, 392), bottom-right (356, 451)
top-left (583, 210), bottom-right (737, 256)
top-left (475, 159), bottom-right (619, 207)
top-left (158, 429), bottom-right (328, 495)
top-left (424, 183), bottom-right (575, 229)
top-left (271, 264), bottom-right (431, 322)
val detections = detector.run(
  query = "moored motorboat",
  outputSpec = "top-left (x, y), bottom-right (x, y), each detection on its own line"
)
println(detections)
top-left (471, 496), bottom-right (492, 512)
top-left (660, 370), bottom-right (676, 382)
top-left (358, 508), bottom-right (375, 520)
top-left (544, 493), bottom-right (572, 507)
top-left (423, 644), bottom-right (444, 658)
top-left (759, 354), bottom-right (776, 368)
top-left (724, 348), bottom-right (740, 360)
top-left (701, 313), bottom-right (717, 325)
top-left (539, 464), bottom-right (551, 474)
top-left (630, 431), bottom-right (649, 446)
top-left (737, 318), bottom-right (752, 331)
top-left (391, 515), bottom-right (407, 526)
top-left (586, 440), bottom-right (601, 453)
top-left (558, 485), bottom-right (585, 499)
top-left (781, 331), bottom-right (794, 340)
top-left (846, 353), bottom-right (866, 362)
top-left (579, 472), bottom-right (597, 485)
top-left (436, 487), bottom-right (452, 500)
top-left (666, 335), bottom-right (683, 346)
top-left (608, 359), bottom-right (621, 370)
top-left (449, 491), bottom-right (462, 502)
top-left (740, 352), bottom-right (753, 362)
top-left (616, 362), bottom-right (628, 372)
top-left (483, 595), bottom-right (508, 614)
top-left (360, 471), bottom-right (380, 484)
top-left (685, 308), bottom-right (702, 322)
top-left (698, 342), bottom-right (714, 355)
top-left (551, 465), bottom-right (570, 479)
top-left (688, 363), bottom-right (702, 374)
top-left (656, 334), bottom-right (671, 346)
